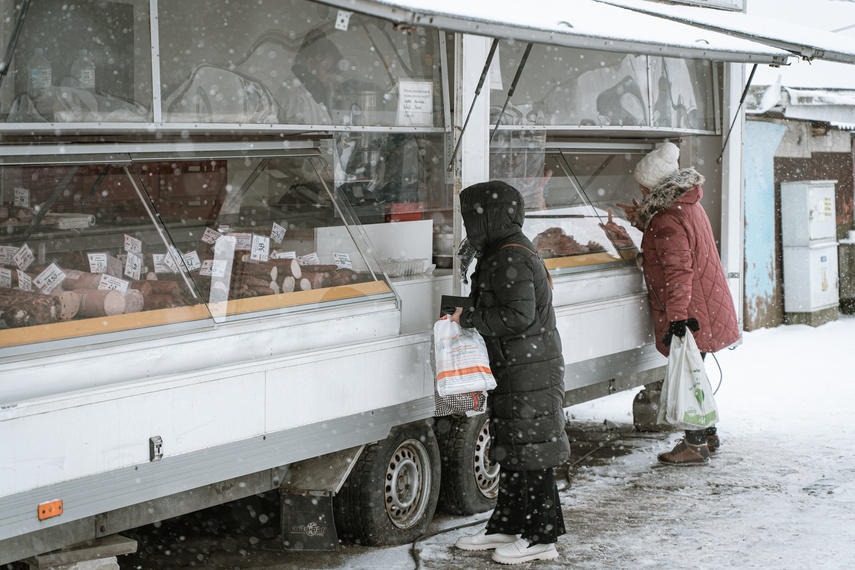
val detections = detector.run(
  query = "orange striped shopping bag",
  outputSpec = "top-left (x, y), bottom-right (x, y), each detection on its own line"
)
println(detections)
top-left (433, 315), bottom-right (497, 396)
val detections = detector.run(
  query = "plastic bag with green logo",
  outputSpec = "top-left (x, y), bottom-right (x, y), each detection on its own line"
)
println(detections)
top-left (658, 332), bottom-right (719, 430)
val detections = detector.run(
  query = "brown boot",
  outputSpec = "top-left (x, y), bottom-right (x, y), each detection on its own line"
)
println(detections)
top-left (706, 434), bottom-right (721, 453)
top-left (658, 439), bottom-right (710, 465)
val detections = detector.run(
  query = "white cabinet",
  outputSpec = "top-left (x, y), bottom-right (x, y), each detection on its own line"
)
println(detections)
top-left (781, 180), bottom-right (839, 314)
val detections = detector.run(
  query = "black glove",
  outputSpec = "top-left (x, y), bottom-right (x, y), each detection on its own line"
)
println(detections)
top-left (662, 318), bottom-right (700, 347)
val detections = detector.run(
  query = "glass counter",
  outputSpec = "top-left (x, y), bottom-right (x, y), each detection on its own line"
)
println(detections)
top-left (0, 142), bottom-right (441, 348)
top-left (490, 138), bottom-right (650, 273)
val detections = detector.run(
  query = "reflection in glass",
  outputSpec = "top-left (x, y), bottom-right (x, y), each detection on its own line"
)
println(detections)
top-left (0, 0), bottom-right (152, 123)
top-left (490, 42), bottom-right (649, 128)
top-left (159, 0), bottom-right (443, 126)
top-left (650, 57), bottom-right (715, 131)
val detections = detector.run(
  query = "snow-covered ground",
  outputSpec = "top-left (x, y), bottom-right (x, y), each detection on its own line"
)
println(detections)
top-left (121, 315), bottom-right (855, 569)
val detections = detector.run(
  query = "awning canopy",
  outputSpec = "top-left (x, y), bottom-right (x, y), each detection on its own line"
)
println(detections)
top-left (595, 0), bottom-right (855, 64)
top-left (318, 0), bottom-right (791, 64)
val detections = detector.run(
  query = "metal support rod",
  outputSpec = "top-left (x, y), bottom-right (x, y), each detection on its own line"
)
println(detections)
top-left (0, 0), bottom-right (30, 87)
top-left (446, 38), bottom-right (499, 172)
top-left (490, 42), bottom-right (533, 143)
top-left (717, 63), bottom-right (757, 164)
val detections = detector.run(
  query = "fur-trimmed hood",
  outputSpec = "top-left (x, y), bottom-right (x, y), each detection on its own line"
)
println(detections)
top-left (636, 167), bottom-right (705, 229)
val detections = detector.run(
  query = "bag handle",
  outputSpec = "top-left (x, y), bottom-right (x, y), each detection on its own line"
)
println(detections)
top-left (500, 243), bottom-right (554, 290)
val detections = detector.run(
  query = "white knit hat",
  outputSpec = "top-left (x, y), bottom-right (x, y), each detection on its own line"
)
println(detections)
top-left (633, 142), bottom-right (680, 190)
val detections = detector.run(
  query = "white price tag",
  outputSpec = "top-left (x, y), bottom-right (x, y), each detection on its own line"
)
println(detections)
top-left (34, 263), bottom-right (67, 294)
top-left (270, 223), bottom-right (287, 244)
top-left (202, 227), bottom-right (222, 245)
top-left (17, 269), bottom-right (31, 292)
top-left (14, 187), bottom-right (30, 208)
top-left (152, 253), bottom-right (173, 274)
top-left (270, 250), bottom-right (296, 259)
top-left (182, 250), bottom-right (202, 272)
top-left (98, 274), bottom-right (130, 293)
top-left (232, 233), bottom-right (252, 251)
top-left (298, 252), bottom-right (321, 266)
top-left (0, 246), bottom-right (17, 266)
top-left (200, 259), bottom-right (227, 278)
top-left (0, 267), bottom-right (11, 288)
top-left (124, 234), bottom-right (143, 255)
top-left (13, 243), bottom-right (34, 271)
top-left (333, 252), bottom-right (353, 269)
top-left (124, 252), bottom-right (143, 280)
top-left (88, 253), bottom-right (108, 274)
top-left (165, 247), bottom-right (182, 273)
top-left (218, 225), bottom-right (231, 234)
top-left (250, 235), bottom-right (270, 263)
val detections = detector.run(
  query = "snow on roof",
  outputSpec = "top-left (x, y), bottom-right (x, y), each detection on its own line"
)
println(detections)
top-left (319, 0), bottom-right (791, 63)
top-left (596, 0), bottom-right (855, 63)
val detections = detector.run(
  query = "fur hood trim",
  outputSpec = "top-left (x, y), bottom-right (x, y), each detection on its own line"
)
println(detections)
top-left (635, 167), bottom-right (705, 229)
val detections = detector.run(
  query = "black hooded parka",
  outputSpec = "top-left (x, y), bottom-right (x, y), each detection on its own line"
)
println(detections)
top-left (459, 181), bottom-right (571, 471)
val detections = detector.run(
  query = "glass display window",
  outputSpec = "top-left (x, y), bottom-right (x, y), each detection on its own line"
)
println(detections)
top-left (488, 41), bottom-right (716, 133)
top-left (0, 0), bottom-right (152, 124)
top-left (158, 0), bottom-right (444, 128)
top-left (490, 139), bottom-right (651, 272)
top-left (0, 144), bottom-right (417, 349)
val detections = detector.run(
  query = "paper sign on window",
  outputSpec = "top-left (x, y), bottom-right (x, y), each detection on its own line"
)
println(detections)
top-left (397, 80), bottom-right (433, 127)
top-left (34, 263), bottom-right (66, 294)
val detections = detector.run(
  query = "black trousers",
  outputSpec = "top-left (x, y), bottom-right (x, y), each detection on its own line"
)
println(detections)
top-left (685, 352), bottom-right (716, 445)
top-left (485, 467), bottom-right (565, 545)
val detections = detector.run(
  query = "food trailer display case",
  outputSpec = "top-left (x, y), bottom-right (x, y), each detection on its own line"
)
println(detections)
top-left (0, 0), bottom-right (824, 563)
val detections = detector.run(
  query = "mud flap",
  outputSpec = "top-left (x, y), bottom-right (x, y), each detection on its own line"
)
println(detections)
top-left (281, 490), bottom-right (338, 552)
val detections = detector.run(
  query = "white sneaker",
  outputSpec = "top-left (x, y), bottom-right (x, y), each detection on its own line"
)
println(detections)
top-left (454, 529), bottom-right (519, 551)
top-left (492, 538), bottom-right (559, 564)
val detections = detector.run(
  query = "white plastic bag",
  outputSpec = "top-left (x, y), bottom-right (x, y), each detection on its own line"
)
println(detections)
top-left (433, 316), bottom-right (497, 397)
top-left (658, 332), bottom-right (719, 430)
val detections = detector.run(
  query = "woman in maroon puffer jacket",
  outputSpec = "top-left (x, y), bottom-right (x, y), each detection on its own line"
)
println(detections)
top-left (619, 142), bottom-right (739, 466)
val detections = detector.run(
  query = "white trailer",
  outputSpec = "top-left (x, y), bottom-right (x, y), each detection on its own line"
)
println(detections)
top-left (1, 0), bottom-right (847, 564)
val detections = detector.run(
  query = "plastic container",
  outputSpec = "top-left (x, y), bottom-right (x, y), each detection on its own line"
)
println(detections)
top-left (27, 48), bottom-right (52, 98)
top-left (71, 49), bottom-right (95, 90)
top-left (380, 258), bottom-right (428, 277)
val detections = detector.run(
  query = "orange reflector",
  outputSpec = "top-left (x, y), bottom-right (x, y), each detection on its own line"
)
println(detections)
top-left (38, 499), bottom-right (63, 521)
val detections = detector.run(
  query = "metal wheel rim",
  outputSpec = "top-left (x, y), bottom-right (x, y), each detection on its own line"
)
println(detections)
top-left (384, 438), bottom-right (431, 529)
top-left (473, 419), bottom-right (500, 499)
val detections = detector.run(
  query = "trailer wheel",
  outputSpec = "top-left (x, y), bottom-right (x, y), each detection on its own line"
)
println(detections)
top-left (333, 422), bottom-right (440, 546)
top-left (438, 414), bottom-right (499, 515)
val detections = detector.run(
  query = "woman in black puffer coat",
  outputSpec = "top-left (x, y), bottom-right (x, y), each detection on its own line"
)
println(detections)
top-left (451, 181), bottom-right (570, 564)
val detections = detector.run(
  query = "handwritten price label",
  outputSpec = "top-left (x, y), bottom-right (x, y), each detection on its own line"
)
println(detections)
top-left (13, 243), bottom-right (34, 271)
top-left (124, 252), bottom-right (143, 280)
top-left (152, 253), bottom-right (173, 274)
top-left (123, 234), bottom-right (143, 255)
top-left (202, 227), bottom-right (222, 245)
top-left (250, 235), bottom-right (270, 263)
top-left (0, 246), bottom-right (17, 266)
top-left (200, 259), bottom-right (227, 278)
top-left (333, 252), bottom-right (353, 269)
top-left (88, 253), bottom-right (108, 274)
top-left (14, 187), bottom-right (30, 208)
top-left (0, 268), bottom-right (11, 288)
top-left (17, 270), bottom-right (31, 292)
top-left (182, 250), bottom-right (202, 272)
top-left (298, 252), bottom-right (320, 266)
top-left (232, 233), bottom-right (252, 251)
top-left (270, 250), bottom-right (296, 259)
top-left (34, 263), bottom-right (67, 294)
top-left (270, 223), bottom-right (286, 244)
top-left (165, 247), bottom-right (182, 273)
top-left (98, 274), bottom-right (130, 293)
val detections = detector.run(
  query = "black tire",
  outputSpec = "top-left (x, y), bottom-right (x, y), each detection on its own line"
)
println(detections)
top-left (438, 414), bottom-right (499, 515)
top-left (333, 421), bottom-right (441, 546)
